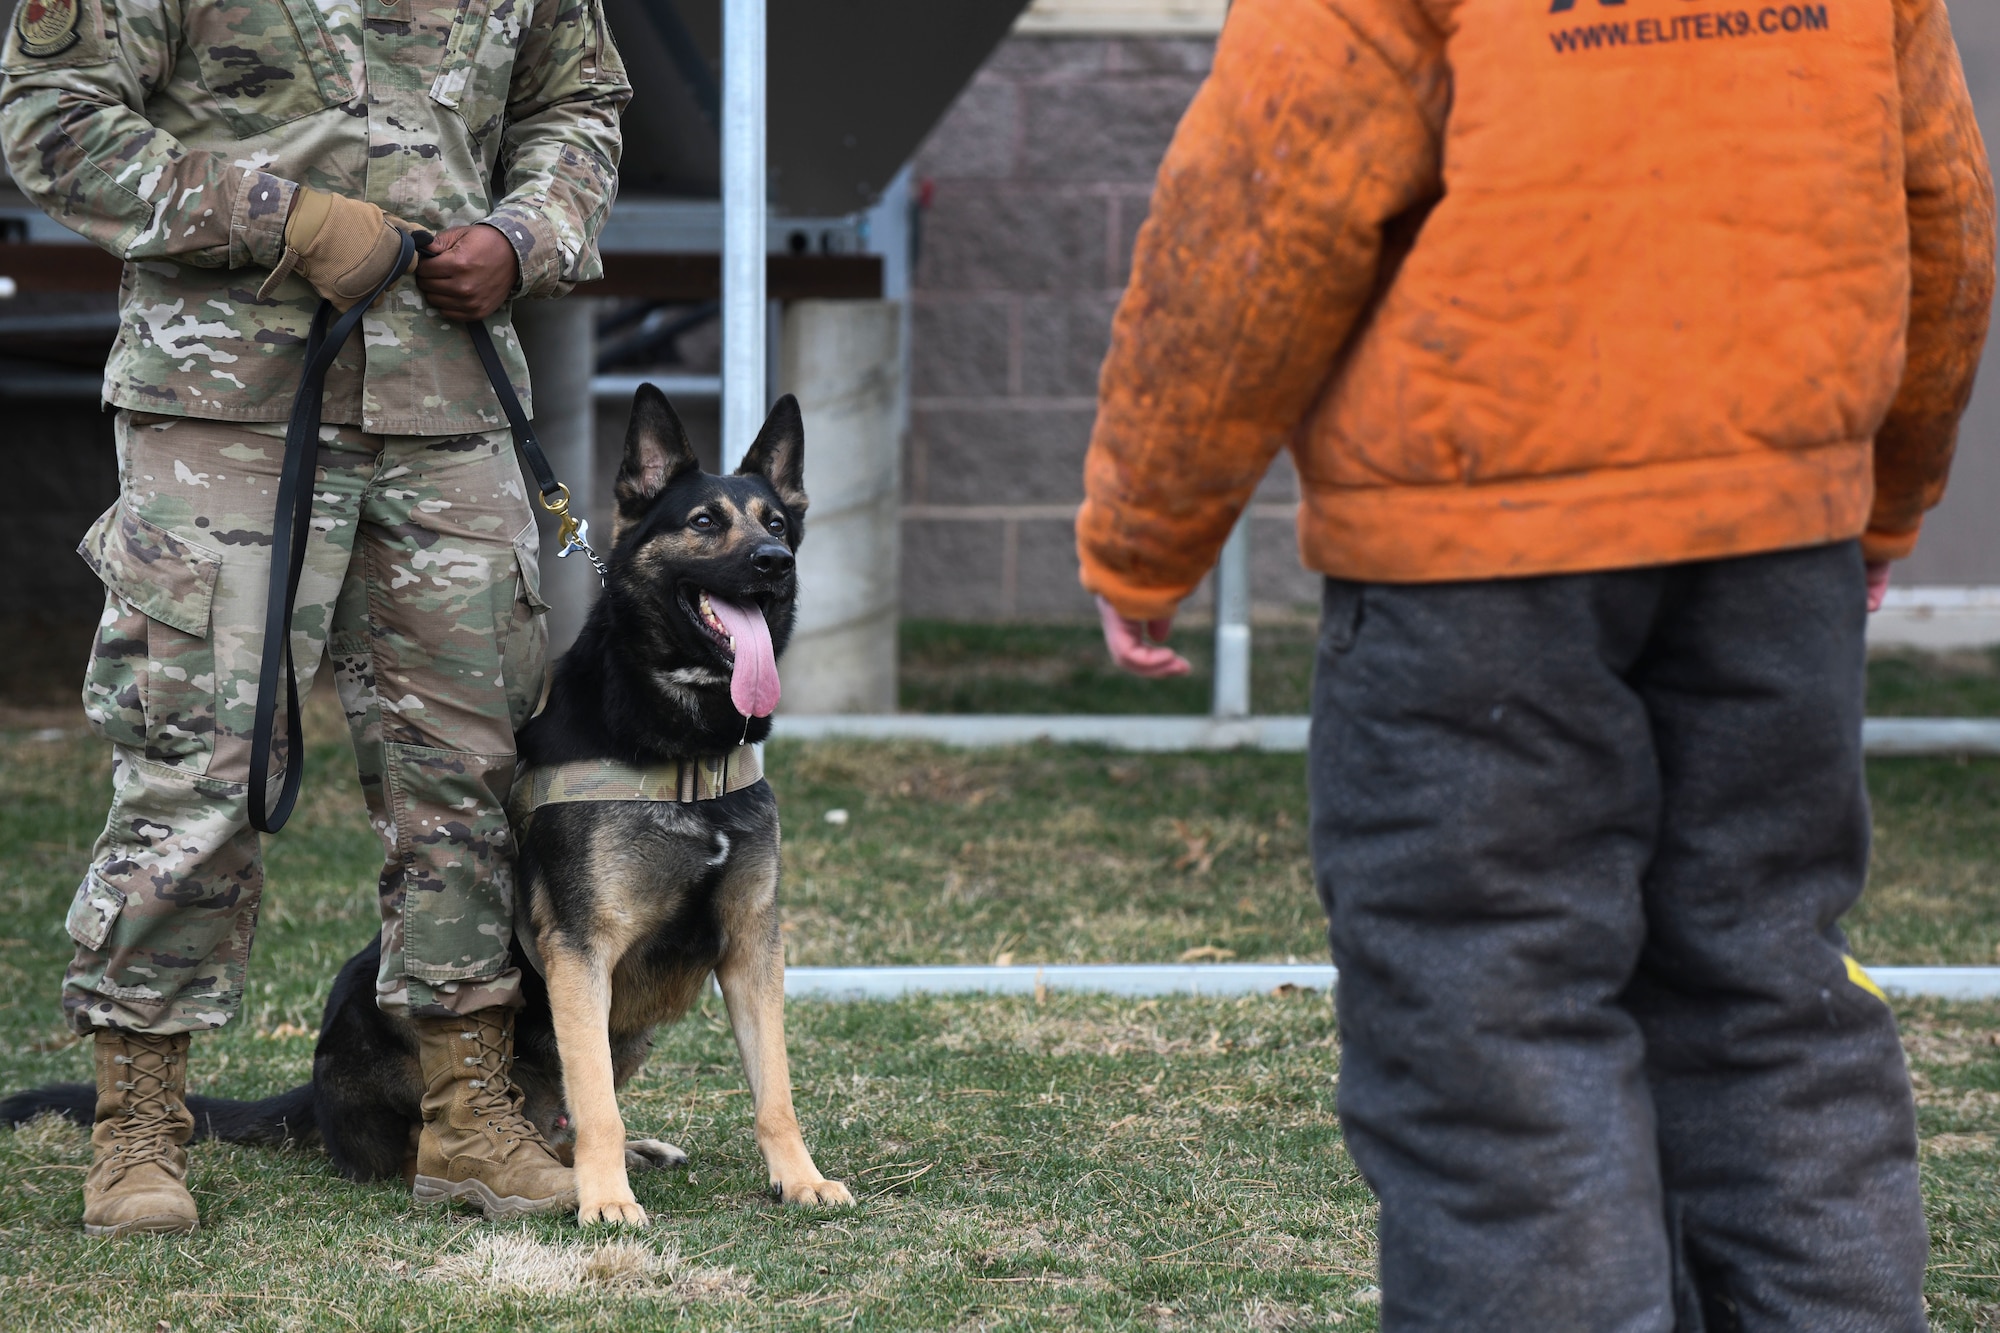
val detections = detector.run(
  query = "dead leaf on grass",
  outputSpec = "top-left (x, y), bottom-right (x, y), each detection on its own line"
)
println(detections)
top-left (1179, 946), bottom-right (1236, 963)
top-left (1170, 820), bottom-right (1214, 874)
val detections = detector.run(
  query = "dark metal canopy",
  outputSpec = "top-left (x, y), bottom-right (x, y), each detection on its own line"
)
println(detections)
top-left (606, 0), bottom-right (1031, 213)
top-left (0, 0), bottom-right (1031, 300)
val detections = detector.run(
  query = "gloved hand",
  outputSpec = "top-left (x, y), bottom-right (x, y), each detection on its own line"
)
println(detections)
top-left (262, 187), bottom-right (419, 310)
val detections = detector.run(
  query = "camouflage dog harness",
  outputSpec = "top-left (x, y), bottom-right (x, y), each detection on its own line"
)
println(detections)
top-left (506, 747), bottom-right (764, 981)
top-left (507, 747), bottom-right (765, 832)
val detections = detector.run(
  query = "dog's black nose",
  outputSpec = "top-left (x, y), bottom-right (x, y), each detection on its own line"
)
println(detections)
top-left (750, 543), bottom-right (794, 577)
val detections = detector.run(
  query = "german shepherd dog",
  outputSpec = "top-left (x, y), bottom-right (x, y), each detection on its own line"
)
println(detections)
top-left (2, 386), bottom-right (852, 1224)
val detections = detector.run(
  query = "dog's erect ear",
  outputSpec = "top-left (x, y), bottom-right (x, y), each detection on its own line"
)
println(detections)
top-left (616, 383), bottom-right (700, 511)
top-left (735, 394), bottom-right (808, 516)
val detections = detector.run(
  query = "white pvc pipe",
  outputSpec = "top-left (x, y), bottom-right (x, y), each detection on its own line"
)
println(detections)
top-left (786, 963), bottom-right (1336, 1000)
top-left (779, 963), bottom-right (2000, 1001)
top-left (1212, 516), bottom-right (1251, 718)
top-left (768, 714), bottom-right (2000, 757)
top-left (775, 713), bottom-right (1310, 751)
top-left (720, 0), bottom-right (766, 470)
top-left (1862, 717), bottom-right (2000, 756)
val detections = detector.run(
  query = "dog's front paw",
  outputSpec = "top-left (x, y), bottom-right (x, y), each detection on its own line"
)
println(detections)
top-left (577, 1193), bottom-right (649, 1227)
top-left (771, 1176), bottom-right (855, 1207)
top-left (625, 1138), bottom-right (689, 1171)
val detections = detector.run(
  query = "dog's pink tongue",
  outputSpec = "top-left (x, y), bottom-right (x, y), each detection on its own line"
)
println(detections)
top-left (709, 594), bottom-right (781, 717)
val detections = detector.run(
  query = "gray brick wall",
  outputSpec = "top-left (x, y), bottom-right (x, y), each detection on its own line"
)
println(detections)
top-left (901, 34), bottom-right (1320, 623)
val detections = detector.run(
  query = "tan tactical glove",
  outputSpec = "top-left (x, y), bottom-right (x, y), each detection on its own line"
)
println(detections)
top-left (258, 188), bottom-right (420, 310)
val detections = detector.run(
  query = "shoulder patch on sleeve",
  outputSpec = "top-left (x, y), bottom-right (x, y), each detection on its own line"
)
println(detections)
top-left (13, 0), bottom-right (82, 56)
top-left (3, 0), bottom-right (111, 70)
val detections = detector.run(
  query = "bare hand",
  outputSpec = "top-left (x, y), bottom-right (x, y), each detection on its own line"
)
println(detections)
top-left (417, 224), bottom-right (520, 322)
top-left (1097, 595), bottom-right (1192, 678)
top-left (1866, 560), bottom-right (1891, 613)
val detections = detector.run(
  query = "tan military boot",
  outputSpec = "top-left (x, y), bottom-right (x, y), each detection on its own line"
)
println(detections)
top-left (81, 1029), bottom-right (198, 1237)
top-left (411, 1008), bottom-right (577, 1220)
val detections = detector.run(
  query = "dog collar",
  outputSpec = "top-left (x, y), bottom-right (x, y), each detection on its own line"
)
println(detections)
top-left (508, 746), bottom-right (764, 827)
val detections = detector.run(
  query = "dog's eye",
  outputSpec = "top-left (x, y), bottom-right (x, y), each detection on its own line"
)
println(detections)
top-left (765, 516), bottom-right (786, 536)
top-left (690, 513), bottom-right (715, 531)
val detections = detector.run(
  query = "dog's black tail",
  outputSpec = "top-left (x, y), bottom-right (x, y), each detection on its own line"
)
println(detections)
top-left (0, 1083), bottom-right (95, 1130)
top-left (3, 1082), bottom-right (319, 1148)
top-left (188, 1086), bottom-right (319, 1147)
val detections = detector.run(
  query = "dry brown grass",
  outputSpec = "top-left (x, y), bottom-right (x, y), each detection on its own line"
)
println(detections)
top-left (422, 1233), bottom-right (750, 1302)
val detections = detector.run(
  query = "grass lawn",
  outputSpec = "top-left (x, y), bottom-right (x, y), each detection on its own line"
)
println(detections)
top-left (898, 619), bottom-right (2000, 720)
top-left (897, 619), bottom-right (1321, 717)
top-left (1867, 648), bottom-right (2000, 719)
top-left (0, 633), bottom-right (1995, 1328)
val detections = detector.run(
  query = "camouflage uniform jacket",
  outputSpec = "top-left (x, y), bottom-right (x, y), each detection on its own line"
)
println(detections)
top-left (0, 0), bottom-right (628, 432)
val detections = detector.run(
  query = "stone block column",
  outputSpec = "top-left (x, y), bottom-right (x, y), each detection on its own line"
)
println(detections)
top-left (778, 300), bottom-right (905, 713)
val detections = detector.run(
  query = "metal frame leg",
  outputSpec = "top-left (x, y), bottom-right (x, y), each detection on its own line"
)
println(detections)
top-left (721, 0), bottom-right (766, 471)
top-left (1213, 517), bottom-right (1251, 718)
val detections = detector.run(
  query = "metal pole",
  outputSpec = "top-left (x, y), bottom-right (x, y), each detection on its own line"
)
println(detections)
top-left (1212, 516), bottom-right (1251, 718)
top-left (721, 0), bottom-right (766, 471)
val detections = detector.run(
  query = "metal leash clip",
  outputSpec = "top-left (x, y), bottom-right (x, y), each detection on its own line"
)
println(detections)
top-left (540, 482), bottom-right (609, 584)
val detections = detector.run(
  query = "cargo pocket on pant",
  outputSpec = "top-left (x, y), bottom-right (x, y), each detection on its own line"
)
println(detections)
top-left (65, 872), bottom-right (127, 952)
top-left (77, 501), bottom-right (224, 773)
top-left (502, 522), bottom-right (551, 732)
top-left (384, 742), bottom-right (517, 985)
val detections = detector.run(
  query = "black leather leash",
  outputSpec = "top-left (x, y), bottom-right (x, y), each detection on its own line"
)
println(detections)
top-left (249, 230), bottom-right (597, 834)
top-left (463, 311), bottom-right (606, 575)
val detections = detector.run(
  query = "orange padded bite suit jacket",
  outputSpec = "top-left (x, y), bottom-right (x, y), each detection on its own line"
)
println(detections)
top-left (1076, 0), bottom-right (1996, 619)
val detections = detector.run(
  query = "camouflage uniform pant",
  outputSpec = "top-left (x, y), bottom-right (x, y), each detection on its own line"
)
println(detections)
top-left (62, 411), bottom-right (548, 1035)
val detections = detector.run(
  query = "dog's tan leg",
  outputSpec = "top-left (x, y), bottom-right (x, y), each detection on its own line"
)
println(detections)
top-left (542, 943), bottom-right (645, 1225)
top-left (715, 928), bottom-right (853, 1207)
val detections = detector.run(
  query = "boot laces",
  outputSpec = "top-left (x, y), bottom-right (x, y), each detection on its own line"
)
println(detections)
top-left (458, 1021), bottom-right (551, 1152)
top-left (107, 1040), bottom-right (183, 1179)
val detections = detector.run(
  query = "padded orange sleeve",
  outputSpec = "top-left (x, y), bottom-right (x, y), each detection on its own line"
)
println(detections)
top-left (1074, 0), bottom-right (1444, 621)
top-left (1866, 0), bottom-right (1996, 563)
